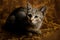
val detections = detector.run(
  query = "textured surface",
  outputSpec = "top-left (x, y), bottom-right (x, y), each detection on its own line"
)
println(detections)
top-left (0, 0), bottom-right (60, 40)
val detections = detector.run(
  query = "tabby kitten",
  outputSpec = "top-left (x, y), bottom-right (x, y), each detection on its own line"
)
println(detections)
top-left (3, 3), bottom-right (46, 35)
top-left (26, 3), bottom-right (46, 34)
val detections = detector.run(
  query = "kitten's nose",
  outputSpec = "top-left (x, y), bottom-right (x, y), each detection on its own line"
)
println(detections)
top-left (31, 18), bottom-right (34, 21)
top-left (29, 18), bottom-right (34, 23)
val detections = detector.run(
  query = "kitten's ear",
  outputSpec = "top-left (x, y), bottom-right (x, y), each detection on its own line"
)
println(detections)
top-left (40, 6), bottom-right (46, 15)
top-left (27, 2), bottom-right (32, 11)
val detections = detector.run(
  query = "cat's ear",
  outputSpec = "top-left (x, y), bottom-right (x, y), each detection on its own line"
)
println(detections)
top-left (40, 6), bottom-right (46, 15)
top-left (27, 2), bottom-right (32, 12)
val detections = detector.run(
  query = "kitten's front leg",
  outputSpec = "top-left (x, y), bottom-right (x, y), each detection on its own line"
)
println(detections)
top-left (34, 29), bottom-right (42, 35)
top-left (29, 29), bottom-right (42, 35)
top-left (27, 30), bottom-right (41, 36)
top-left (32, 30), bottom-right (42, 35)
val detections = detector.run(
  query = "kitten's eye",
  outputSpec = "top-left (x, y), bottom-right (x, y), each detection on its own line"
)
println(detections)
top-left (28, 14), bottom-right (32, 17)
top-left (35, 16), bottom-right (38, 18)
top-left (28, 8), bottom-right (31, 10)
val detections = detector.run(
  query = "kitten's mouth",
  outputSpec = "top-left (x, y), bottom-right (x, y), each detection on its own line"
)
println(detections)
top-left (28, 20), bottom-right (35, 26)
top-left (27, 18), bottom-right (37, 26)
top-left (29, 21), bottom-right (37, 26)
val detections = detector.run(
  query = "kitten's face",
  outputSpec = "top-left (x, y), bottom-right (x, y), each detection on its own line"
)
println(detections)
top-left (27, 9), bottom-right (43, 25)
top-left (27, 3), bottom-right (46, 26)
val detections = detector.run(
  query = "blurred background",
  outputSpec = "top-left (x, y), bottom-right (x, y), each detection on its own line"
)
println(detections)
top-left (0, 0), bottom-right (60, 40)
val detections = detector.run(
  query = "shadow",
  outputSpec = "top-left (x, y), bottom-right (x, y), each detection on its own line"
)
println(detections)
top-left (1, 7), bottom-right (30, 37)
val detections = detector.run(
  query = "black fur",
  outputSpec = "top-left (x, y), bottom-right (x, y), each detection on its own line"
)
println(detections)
top-left (2, 7), bottom-right (30, 35)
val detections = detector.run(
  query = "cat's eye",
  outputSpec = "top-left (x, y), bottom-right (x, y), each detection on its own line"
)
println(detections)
top-left (35, 16), bottom-right (38, 18)
top-left (28, 8), bottom-right (31, 10)
top-left (28, 14), bottom-right (32, 17)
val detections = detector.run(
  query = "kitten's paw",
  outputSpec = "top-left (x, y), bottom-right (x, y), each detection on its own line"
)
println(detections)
top-left (34, 30), bottom-right (42, 35)
top-left (27, 32), bottom-right (33, 36)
